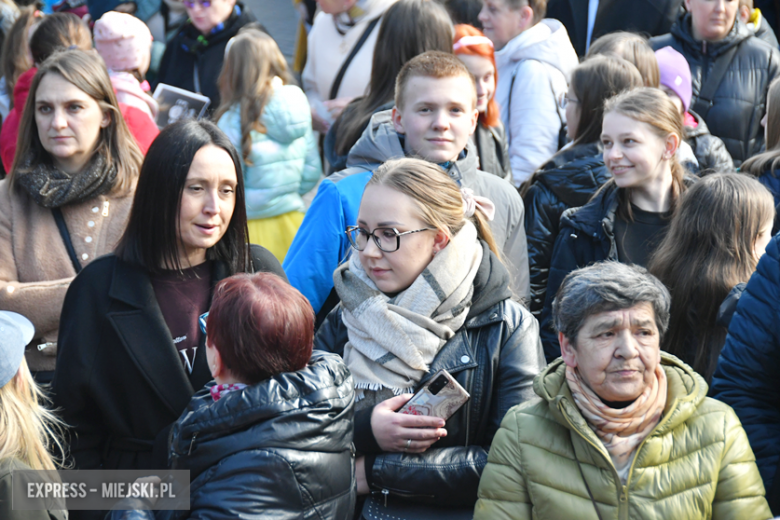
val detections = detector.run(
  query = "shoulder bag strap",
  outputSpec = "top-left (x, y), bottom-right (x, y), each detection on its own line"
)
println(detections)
top-left (328, 16), bottom-right (382, 100)
top-left (52, 207), bottom-right (82, 274)
top-left (692, 43), bottom-right (741, 120)
top-left (572, 438), bottom-right (605, 520)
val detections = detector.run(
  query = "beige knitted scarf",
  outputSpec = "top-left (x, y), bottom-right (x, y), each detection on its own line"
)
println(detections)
top-left (333, 222), bottom-right (482, 398)
top-left (566, 363), bottom-right (667, 473)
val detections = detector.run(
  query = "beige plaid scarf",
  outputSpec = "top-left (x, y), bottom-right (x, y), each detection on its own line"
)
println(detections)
top-left (333, 222), bottom-right (482, 398)
top-left (566, 363), bottom-right (667, 474)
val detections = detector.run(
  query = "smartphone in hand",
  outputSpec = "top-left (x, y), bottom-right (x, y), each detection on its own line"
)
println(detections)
top-left (398, 369), bottom-right (470, 422)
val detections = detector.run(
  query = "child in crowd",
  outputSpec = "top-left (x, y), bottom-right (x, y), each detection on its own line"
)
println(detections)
top-left (93, 11), bottom-right (158, 123)
top-left (523, 55), bottom-right (643, 316)
top-left (650, 173), bottom-right (774, 383)
top-left (541, 87), bottom-right (690, 361)
top-left (215, 28), bottom-right (320, 262)
top-left (479, 0), bottom-right (578, 186)
top-left (740, 0), bottom-right (779, 48)
top-left (655, 46), bottom-right (734, 174)
top-left (454, 23), bottom-right (511, 181)
top-left (284, 51), bottom-right (529, 320)
top-left (0, 311), bottom-right (67, 520)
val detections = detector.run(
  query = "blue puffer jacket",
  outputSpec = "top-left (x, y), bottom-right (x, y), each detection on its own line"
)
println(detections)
top-left (711, 234), bottom-right (780, 494)
top-left (217, 83), bottom-right (321, 220)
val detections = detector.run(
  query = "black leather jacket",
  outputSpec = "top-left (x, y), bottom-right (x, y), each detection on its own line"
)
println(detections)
top-left (523, 142), bottom-right (609, 315)
top-left (314, 246), bottom-right (546, 516)
top-left (109, 352), bottom-right (356, 520)
top-left (650, 13), bottom-right (780, 165)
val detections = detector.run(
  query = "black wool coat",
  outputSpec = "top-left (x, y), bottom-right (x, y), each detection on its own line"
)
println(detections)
top-left (52, 245), bottom-right (286, 475)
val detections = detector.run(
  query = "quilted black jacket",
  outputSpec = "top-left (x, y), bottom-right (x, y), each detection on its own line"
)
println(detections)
top-left (650, 13), bottom-right (780, 165)
top-left (523, 142), bottom-right (610, 315)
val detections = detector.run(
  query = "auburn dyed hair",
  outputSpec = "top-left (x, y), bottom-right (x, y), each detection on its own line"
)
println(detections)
top-left (453, 24), bottom-right (500, 128)
top-left (206, 272), bottom-right (313, 384)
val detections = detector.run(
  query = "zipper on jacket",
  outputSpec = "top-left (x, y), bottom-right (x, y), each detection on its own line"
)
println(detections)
top-left (188, 432), bottom-right (198, 455)
top-left (382, 488), bottom-right (389, 507)
top-left (102, 200), bottom-right (110, 217)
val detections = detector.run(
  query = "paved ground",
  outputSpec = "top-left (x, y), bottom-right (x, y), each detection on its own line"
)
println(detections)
top-left (244, 0), bottom-right (300, 67)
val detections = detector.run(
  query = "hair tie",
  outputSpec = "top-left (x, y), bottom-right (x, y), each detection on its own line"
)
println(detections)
top-left (453, 36), bottom-right (494, 52)
top-left (461, 188), bottom-right (495, 221)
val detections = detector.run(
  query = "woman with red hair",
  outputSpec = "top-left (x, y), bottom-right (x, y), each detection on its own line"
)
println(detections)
top-left (454, 24), bottom-right (511, 180)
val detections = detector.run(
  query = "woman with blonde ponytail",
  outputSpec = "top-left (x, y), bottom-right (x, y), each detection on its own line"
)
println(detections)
top-left (539, 87), bottom-right (692, 362)
top-left (0, 311), bottom-right (66, 520)
top-left (314, 157), bottom-right (545, 519)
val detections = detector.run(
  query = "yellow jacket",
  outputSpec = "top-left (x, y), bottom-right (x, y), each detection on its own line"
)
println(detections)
top-left (475, 353), bottom-right (772, 520)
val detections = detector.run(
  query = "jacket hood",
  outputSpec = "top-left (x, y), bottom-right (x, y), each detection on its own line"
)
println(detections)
top-left (535, 352), bottom-right (708, 437)
top-left (13, 67), bottom-right (36, 113)
top-left (536, 143), bottom-right (609, 207)
top-left (685, 109), bottom-right (712, 139)
top-left (671, 12), bottom-right (753, 57)
top-left (169, 351), bottom-right (354, 477)
top-left (337, 108), bottom-right (480, 182)
top-left (260, 82), bottom-right (312, 144)
top-left (495, 19), bottom-right (579, 80)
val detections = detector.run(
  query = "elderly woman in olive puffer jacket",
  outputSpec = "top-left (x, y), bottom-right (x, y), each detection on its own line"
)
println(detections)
top-left (475, 262), bottom-right (772, 520)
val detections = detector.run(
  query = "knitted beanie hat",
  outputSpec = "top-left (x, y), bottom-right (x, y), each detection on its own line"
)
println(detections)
top-left (655, 46), bottom-right (692, 112)
top-left (94, 11), bottom-right (152, 73)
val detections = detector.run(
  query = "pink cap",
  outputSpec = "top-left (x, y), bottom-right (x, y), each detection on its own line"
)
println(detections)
top-left (93, 12), bottom-right (152, 73)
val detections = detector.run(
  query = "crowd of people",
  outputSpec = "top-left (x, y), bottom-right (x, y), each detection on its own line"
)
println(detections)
top-left (2, 0), bottom-right (780, 518)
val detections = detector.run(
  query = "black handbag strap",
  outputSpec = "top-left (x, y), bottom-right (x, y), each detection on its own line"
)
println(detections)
top-left (572, 440), bottom-right (604, 520)
top-left (52, 207), bottom-right (82, 273)
top-left (328, 16), bottom-right (381, 100)
top-left (692, 43), bottom-right (741, 120)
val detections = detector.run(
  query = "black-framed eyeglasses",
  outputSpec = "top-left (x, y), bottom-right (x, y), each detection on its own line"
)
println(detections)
top-left (346, 226), bottom-right (435, 253)
top-left (183, 0), bottom-right (211, 8)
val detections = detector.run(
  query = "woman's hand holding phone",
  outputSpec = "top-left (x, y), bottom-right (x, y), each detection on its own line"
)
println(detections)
top-left (371, 394), bottom-right (447, 453)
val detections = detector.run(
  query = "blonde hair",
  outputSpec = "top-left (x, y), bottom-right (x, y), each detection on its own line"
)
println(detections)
top-left (742, 77), bottom-right (780, 176)
top-left (0, 359), bottom-right (66, 470)
top-left (12, 50), bottom-right (142, 193)
top-left (366, 158), bottom-right (501, 259)
top-left (603, 87), bottom-right (687, 219)
top-left (215, 29), bottom-right (294, 166)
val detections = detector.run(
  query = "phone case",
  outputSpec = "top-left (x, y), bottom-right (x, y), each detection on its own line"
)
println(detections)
top-left (398, 369), bottom-right (470, 421)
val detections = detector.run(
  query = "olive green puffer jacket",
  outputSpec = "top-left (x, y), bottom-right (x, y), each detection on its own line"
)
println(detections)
top-left (474, 353), bottom-right (772, 520)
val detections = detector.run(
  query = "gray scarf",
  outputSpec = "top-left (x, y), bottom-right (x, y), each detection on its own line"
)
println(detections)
top-left (333, 222), bottom-right (482, 397)
top-left (16, 153), bottom-right (117, 208)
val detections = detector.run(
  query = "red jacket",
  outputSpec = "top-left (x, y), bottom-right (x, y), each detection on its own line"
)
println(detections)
top-left (0, 67), bottom-right (35, 173)
top-left (0, 67), bottom-right (158, 173)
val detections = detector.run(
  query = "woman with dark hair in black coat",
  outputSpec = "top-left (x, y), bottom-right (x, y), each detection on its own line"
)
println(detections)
top-left (52, 120), bottom-right (286, 477)
top-left (523, 56), bottom-right (643, 315)
top-left (650, 1), bottom-right (780, 165)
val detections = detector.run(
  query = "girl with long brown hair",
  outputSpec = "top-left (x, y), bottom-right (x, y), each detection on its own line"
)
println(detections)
top-left (649, 173), bottom-right (774, 382)
top-left (215, 28), bottom-right (321, 262)
top-left (540, 87), bottom-right (690, 361)
top-left (523, 55), bottom-right (643, 315)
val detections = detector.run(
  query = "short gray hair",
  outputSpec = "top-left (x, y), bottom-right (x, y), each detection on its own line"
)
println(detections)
top-left (552, 262), bottom-right (671, 344)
